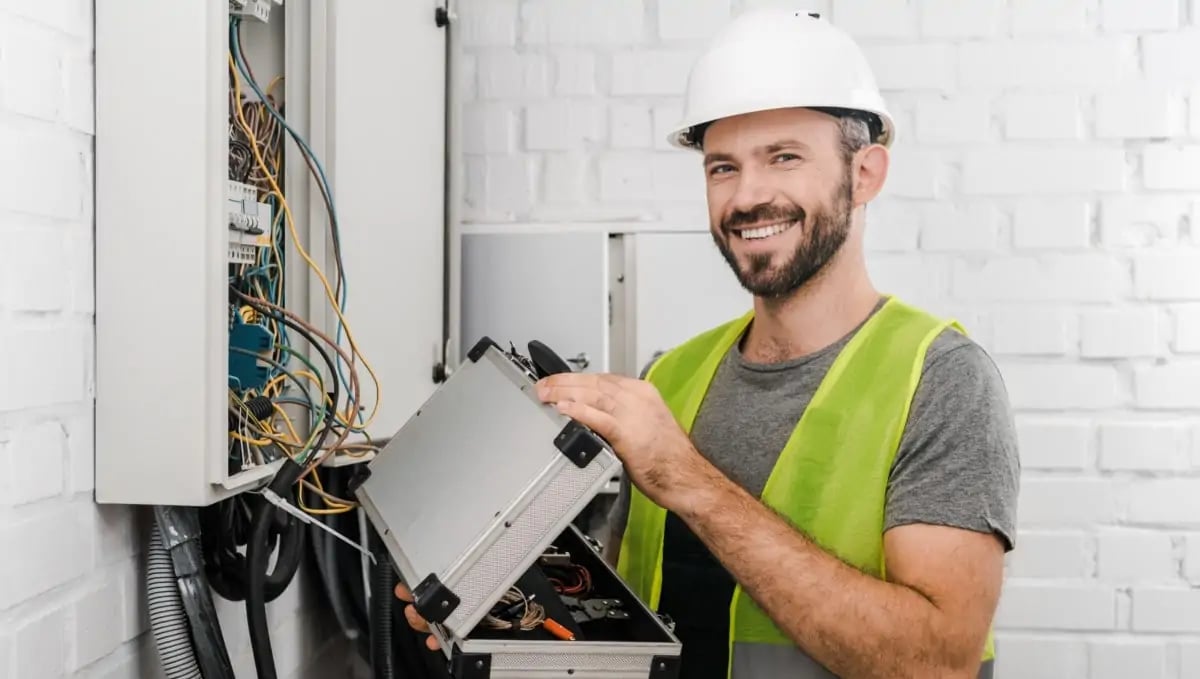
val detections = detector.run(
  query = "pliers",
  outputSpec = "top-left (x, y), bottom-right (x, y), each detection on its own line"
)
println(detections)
top-left (560, 596), bottom-right (631, 624)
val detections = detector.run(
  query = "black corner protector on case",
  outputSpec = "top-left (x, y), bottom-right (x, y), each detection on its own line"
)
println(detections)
top-left (650, 655), bottom-right (681, 678)
top-left (467, 336), bottom-right (499, 363)
top-left (412, 573), bottom-right (460, 624)
top-left (554, 420), bottom-right (603, 469)
top-left (345, 465), bottom-right (372, 495)
top-left (450, 647), bottom-right (492, 679)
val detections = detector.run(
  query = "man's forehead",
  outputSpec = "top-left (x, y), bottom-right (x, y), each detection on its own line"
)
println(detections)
top-left (703, 108), bottom-right (836, 150)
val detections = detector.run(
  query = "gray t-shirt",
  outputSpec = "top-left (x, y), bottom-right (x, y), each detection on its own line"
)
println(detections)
top-left (608, 300), bottom-right (1020, 556)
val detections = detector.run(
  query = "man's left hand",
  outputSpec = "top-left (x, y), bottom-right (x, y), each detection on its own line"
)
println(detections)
top-left (535, 372), bottom-right (702, 510)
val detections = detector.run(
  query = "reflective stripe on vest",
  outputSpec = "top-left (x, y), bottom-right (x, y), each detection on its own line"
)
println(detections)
top-left (615, 296), bottom-right (996, 678)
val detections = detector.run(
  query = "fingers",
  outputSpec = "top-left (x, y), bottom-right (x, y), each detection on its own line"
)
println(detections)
top-left (394, 582), bottom-right (412, 601)
top-left (403, 604), bottom-right (430, 633)
top-left (396, 584), bottom-right (440, 649)
top-left (404, 602), bottom-right (441, 650)
top-left (554, 399), bottom-right (619, 443)
top-left (536, 373), bottom-right (628, 413)
top-left (538, 372), bottom-right (627, 395)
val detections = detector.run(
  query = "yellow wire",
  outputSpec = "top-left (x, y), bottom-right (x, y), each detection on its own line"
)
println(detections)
top-left (263, 373), bottom-right (287, 397)
top-left (272, 403), bottom-right (303, 444)
top-left (230, 431), bottom-right (272, 446)
top-left (229, 54), bottom-right (383, 430)
top-left (299, 470), bottom-right (354, 514)
top-left (266, 75), bottom-right (284, 101)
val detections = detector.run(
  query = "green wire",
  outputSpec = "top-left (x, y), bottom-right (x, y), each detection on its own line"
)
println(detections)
top-left (230, 346), bottom-right (327, 463)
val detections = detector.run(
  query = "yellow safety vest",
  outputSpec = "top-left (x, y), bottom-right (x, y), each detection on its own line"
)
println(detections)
top-left (616, 296), bottom-right (995, 677)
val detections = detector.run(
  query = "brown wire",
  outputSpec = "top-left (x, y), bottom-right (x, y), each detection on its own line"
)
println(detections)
top-left (230, 289), bottom-right (362, 470)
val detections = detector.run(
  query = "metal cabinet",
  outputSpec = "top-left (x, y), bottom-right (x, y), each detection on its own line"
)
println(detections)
top-left (460, 231), bottom-right (611, 372)
top-left (458, 226), bottom-right (751, 378)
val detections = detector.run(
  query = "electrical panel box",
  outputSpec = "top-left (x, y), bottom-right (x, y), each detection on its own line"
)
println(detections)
top-left (95, 1), bottom-right (449, 506)
top-left (355, 338), bottom-right (683, 679)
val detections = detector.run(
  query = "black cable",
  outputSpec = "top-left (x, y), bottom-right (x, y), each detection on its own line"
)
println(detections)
top-left (152, 506), bottom-right (237, 679)
top-left (231, 288), bottom-right (343, 463)
top-left (201, 492), bottom-right (305, 605)
top-left (370, 531), bottom-right (398, 679)
top-left (246, 458), bottom-right (306, 679)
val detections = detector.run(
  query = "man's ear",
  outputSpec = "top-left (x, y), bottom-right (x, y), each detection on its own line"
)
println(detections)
top-left (853, 144), bottom-right (889, 206)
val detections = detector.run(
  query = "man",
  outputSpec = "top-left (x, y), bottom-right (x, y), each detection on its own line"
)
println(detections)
top-left (400, 8), bottom-right (1020, 679)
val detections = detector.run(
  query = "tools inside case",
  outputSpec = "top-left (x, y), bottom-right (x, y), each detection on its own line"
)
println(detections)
top-left (354, 337), bottom-right (682, 678)
top-left (467, 527), bottom-right (673, 646)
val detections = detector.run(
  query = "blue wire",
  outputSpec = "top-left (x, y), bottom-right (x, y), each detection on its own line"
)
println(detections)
top-left (230, 18), bottom-right (351, 400)
top-left (229, 18), bottom-right (360, 425)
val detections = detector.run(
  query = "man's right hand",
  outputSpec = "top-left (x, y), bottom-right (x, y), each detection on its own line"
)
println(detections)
top-left (394, 582), bottom-right (441, 651)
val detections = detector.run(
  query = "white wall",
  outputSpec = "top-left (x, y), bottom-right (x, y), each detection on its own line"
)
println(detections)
top-left (0, 4), bottom-right (351, 678)
top-left (455, 0), bottom-right (1200, 676)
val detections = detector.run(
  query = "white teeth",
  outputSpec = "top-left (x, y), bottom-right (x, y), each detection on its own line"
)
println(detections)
top-left (739, 222), bottom-right (793, 240)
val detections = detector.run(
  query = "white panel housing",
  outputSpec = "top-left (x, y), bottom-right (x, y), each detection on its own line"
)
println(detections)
top-left (95, 1), bottom-right (447, 506)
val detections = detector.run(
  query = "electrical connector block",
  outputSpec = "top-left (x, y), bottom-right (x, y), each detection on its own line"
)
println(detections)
top-left (230, 0), bottom-right (272, 23)
top-left (226, 180), bottom-right (272, 264)
top-left (228, 315), bottom-right (273, 391)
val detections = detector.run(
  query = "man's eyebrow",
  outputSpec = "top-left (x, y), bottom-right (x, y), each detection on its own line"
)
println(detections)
top-left (703, 139), bottom-right (813, 165)
top-left (764, 139), bottom-right (811, 154)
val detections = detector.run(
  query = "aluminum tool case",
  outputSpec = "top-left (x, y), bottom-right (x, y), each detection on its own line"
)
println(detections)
top-left (355, 337), bottom-right (683, 679)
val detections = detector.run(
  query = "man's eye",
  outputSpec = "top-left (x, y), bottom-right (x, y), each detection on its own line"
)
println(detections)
top-left (773, 153), bottom-right (800, 163)
top-left (709, 164), bottom-right (734, 175)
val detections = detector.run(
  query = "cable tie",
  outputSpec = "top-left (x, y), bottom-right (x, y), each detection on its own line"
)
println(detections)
top-left (262, 488), bottom-right (376, 564)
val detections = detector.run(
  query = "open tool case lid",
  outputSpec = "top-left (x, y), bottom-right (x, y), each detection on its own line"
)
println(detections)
top-left (353, 336), bottom-right (675, 650)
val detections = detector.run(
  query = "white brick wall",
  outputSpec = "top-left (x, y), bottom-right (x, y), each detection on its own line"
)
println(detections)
top-left (456, 0), bottom-right (1200, 675)
top-left (0, 4), bottom-right (342, 678)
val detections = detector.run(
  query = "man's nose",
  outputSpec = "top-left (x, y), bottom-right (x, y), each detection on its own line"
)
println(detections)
top-left (728, 170), bottom-right (775, 214)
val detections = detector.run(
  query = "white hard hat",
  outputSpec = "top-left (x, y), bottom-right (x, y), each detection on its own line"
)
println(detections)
top-left (668, 8), bottom-right (895, 151)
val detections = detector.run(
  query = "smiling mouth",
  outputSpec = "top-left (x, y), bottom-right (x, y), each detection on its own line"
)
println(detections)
top-left (733, 220), bottom-right (799, 241)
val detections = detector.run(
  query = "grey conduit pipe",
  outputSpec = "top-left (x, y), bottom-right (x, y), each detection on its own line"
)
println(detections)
top-left (147, 522), bottom-right (203, 679)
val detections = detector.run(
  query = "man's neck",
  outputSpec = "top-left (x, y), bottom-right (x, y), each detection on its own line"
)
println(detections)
top-left (741, 264), bottom-right (881, 364)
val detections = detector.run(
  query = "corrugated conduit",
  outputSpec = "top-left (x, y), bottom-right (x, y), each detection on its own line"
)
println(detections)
top-left (147, 521), bottom-right (203, 679)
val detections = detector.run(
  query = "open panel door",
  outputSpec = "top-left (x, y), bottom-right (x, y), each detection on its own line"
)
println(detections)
top-left (330, 0), bottom-right (448, 435)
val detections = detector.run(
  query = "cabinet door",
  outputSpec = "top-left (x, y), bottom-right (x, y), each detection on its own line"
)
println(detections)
top-left (631, 232), bottom-right (752, 373)
top-left (460, 231), bottom-right (609, 373)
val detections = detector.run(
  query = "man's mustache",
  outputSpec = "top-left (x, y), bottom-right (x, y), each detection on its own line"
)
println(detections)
top-left (721, 203), bottom-right (807, 233)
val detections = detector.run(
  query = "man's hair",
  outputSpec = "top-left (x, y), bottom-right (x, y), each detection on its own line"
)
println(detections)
top-left (836, 115), bottom-right (871, 166)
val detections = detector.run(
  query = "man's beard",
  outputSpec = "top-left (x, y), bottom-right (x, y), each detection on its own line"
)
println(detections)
top-left (712, 169), bottom-right (854, 299)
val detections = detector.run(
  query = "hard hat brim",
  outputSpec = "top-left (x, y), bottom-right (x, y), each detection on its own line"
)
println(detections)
top-left (667, 105), bottom-right (896, 151)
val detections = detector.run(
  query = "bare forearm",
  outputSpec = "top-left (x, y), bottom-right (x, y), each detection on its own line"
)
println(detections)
top-left (673, 461), bottom-right (981, 679)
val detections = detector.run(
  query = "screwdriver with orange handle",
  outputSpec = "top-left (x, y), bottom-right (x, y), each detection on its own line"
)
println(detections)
top-left (543, 618), bottom-right (575, 641)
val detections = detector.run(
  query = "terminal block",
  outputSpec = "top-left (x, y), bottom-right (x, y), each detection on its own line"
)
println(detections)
top-left (226, 180), bottom-right (272, 264)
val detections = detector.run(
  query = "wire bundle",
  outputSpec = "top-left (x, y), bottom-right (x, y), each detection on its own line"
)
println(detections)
top-left (218, 16), bottom-right (402, 679)
top-left (546, 564), bottom-right (593, 597)
top-left (480, 587), bottom-right (546, 632)
top-left (224, 16), bottom-right (385, 514)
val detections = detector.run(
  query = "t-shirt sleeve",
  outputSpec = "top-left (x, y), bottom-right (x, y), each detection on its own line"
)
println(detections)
top-left (885, 332), bottom-right (1021, 551)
